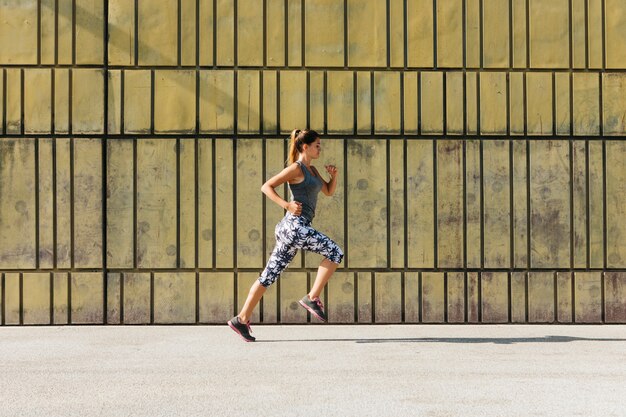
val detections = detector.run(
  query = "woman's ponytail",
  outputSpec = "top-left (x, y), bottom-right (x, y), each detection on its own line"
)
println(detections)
top-left (288, 129), bottom-right (301, 165)
top-left (287, 128), bottom-right (319, 166)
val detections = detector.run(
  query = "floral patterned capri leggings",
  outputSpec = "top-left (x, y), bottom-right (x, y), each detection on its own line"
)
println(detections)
top-left (258, 213), bottom-right (344, 287)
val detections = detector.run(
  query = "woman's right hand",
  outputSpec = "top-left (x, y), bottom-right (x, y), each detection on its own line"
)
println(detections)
top-left (286, 201), bottom-right (302, 216)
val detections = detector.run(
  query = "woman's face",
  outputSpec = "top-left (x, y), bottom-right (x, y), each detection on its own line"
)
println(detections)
top-left (304, 137), bottom-right (321, 159)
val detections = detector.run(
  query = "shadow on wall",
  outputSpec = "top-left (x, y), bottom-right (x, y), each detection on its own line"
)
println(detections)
top-left (42, 1), bottom-right (257, 133)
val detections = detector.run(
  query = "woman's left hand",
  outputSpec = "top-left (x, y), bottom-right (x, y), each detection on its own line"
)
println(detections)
top-left (325, 165), bottom-right (338, 178)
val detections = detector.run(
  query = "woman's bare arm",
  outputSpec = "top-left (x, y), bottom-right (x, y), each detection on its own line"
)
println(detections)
top-left (261, 163), bottom-right (303, 215)
top-left (312, 165), bottom-right (338, 196)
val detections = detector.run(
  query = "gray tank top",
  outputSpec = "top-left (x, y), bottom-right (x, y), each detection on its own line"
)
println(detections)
top-left (288, 161), bottom-right (323, 222)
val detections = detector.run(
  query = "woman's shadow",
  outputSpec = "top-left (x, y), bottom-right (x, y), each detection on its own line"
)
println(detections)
top-left (258, 335), bottom-right (626, 344)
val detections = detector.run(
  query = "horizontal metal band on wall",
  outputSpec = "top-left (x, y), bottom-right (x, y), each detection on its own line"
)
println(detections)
top-left (1, 271), bottom-right (625, 325)
top-left (1, 68), bottom-right (625, 137)
top-left (2, 0), bottom-right (626, 70)
top-left (2, 137), bottom-right (626, 272)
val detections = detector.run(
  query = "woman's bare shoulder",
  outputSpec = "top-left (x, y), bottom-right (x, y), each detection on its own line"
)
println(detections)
top-left (284, 162), bottom-right (302, 174)
top-left (285, 162), bottom-right (304, 184)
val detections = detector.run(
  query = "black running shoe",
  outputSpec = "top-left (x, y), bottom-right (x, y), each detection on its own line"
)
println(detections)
top-left (298, 295), bottom-right (327, 322)
top-left (227, 316), bottom-right (256, 342)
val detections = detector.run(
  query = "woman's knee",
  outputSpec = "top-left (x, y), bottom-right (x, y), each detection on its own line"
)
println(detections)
top-left (257, 276), bottom-right (274, 288)
top-left (326, 246), bottom-right (344, 265)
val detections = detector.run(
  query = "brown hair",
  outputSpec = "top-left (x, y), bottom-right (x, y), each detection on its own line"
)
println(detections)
top-left (287, 129), bottom-right (319, 165)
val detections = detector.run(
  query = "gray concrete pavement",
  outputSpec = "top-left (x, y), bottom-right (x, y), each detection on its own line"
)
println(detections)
top-left (1, 325), bottom-right (625, 417)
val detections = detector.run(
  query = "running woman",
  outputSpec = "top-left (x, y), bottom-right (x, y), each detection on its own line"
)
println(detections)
top-left (228, 129), bottom-right (344, 342)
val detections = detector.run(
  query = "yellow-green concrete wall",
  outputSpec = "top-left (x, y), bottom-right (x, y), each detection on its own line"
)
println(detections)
top-left (1, 0), bottom-right (625, 325)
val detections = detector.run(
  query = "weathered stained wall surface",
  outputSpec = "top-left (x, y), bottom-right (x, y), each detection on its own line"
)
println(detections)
top-left (1, 0), bottom-right (625, 325)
